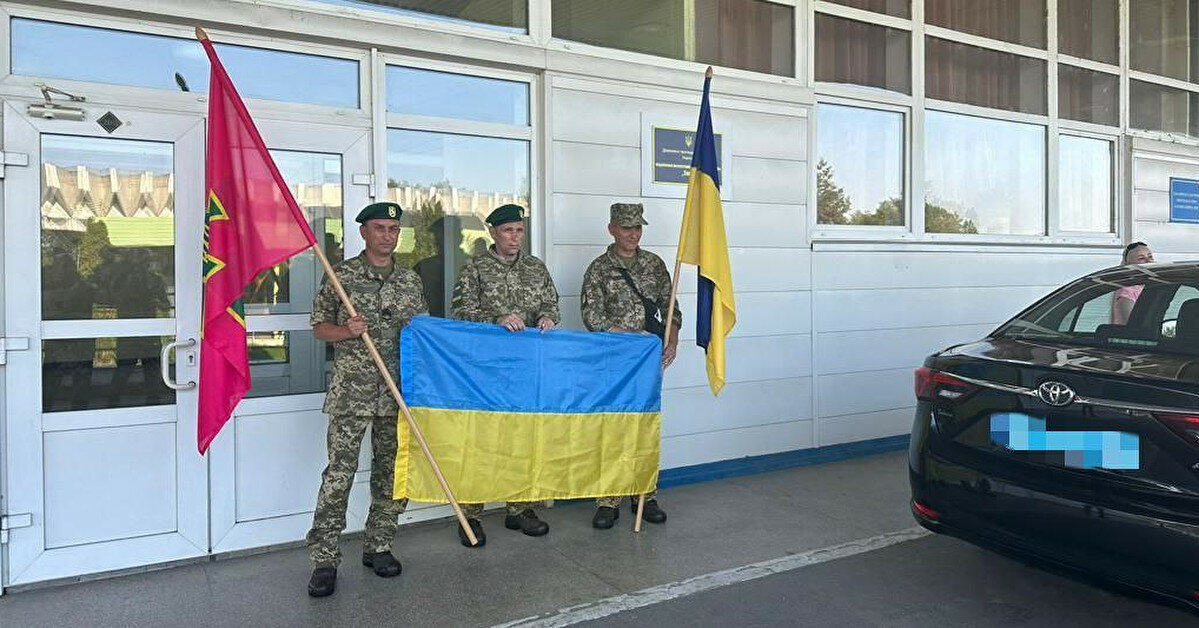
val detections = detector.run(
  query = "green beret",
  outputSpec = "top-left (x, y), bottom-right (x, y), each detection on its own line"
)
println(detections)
top-left (355, 202), bottom-right (403, 223)
top-left (486, 204), bottom-right (526, 227)
top-left (610, 202), bottom-right (648, 227)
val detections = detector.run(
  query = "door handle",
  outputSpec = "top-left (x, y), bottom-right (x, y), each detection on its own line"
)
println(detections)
top-left (161, 338), bottom-right (197, 391)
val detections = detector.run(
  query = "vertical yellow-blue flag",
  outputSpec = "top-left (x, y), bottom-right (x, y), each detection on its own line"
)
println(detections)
top-left (678, 70), bottom-right (736, 395)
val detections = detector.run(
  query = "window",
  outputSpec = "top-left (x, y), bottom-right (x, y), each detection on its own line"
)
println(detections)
top-left (823, 0), bottom-right (909, 18)
top-left (384, 66), bottom-right (532, 316)
top-left (1059, 136), bottom-right (1114, 233)
top-left (997, 267), bottom-right (1199, 356)
top-left (387, 131), bottom-right (530, 315)
top-left (925, 111), bottom-right (1045, 235)
top-left (1164, 286), bottom-right (1199, 337)
top-left (1058, 0), bottom-right (1118, 64)
top-left (387, 66), bottom-right (529, 124)
top-left (815, 14), bottom-right (911, 94)
top-left (551, 0), bottom-right (795, 76)
top-left (41, 136), bottom-right (174, 321)
top-left (1058, 65), bottom-right (1119, 127)
top-left (926, 37), bottom-right (1046, 114)
top-left (1131, 79), bottom-right (1199, 137)
top-left (1131, 0), bottom-right (1199, 82)
top-left (310, 0), bottom-right (528, 32)
top-left (816, 103), bottom-right (905, 226)
top-left (11, 19), bottom-right (359, 108)
top-left (925, 0), bottom-right (1046, 49)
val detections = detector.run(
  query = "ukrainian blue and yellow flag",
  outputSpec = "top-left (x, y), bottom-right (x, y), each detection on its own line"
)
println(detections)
top-left (393, 316), bottom-right (662, 502)
top-left (678, 70), bottom-right (736, 395)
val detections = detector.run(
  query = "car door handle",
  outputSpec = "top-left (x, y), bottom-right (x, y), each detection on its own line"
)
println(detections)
top-left (161, 338), bottom-right (197, 391)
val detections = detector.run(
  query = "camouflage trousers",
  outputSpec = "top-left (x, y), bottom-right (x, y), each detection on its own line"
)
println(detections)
top-left (461, 501), bottom-right (543, 518)
top-left (306, 414), bottom-right (408, 568)
top-left (596, 492), bottom-right (656, 509)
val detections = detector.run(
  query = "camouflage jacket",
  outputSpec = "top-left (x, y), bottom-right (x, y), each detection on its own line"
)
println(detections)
top-left (451, 248), bottom-right (560, 326)
top-left (311, 253), bottom-right (427, 416)
top-left (581, 245), bottom-right (681, 332)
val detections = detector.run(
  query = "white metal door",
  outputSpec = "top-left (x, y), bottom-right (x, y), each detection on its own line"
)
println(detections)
top-left (2, 101), bottom-right (206, 586)
top-left (207, 119), bottom-right (375, 553)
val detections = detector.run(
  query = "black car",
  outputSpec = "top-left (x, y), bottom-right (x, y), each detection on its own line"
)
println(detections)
top-left (909, 262), bottom-right (1199, 609)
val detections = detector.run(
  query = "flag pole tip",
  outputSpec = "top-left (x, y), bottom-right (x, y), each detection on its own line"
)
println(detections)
top-left (195, 26), bottom-right (210, 41)
top-left (705, 66), bottom-right (713, 79)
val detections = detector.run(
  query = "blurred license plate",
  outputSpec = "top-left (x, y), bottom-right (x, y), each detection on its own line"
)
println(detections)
top-left (990, 412), bottom-right (1139, 470)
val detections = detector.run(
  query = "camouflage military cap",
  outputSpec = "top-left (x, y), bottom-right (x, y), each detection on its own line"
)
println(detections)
top-left (486, 203), bottom-right (526, 227)
top-left (355, 202), bottom-right (403, 223)
top-left (610, 203), bottom-right (648, 227)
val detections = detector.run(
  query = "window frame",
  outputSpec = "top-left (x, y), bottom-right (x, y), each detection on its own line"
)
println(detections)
top-left (811, 0), bottom-right (1124, 247)
top-left (373, 51), bottom-right (542, 264)
top-left (2, 6), bottom-right (373, 118)
top-left (545, 0), bottom-right (804, 82)
top-left (811, 96), bottom-right (912, 239)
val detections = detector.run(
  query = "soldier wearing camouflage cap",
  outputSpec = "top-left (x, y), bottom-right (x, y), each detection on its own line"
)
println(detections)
top-left (449, 203), bottom-right (559, 546)
top-left (580, 202), bottom-right (680, 529)
top-left (305, 201), bottom-right (428, 598)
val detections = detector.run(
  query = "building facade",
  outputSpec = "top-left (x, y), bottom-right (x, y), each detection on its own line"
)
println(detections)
top-left (1, 0), bottom-right (1196, 590)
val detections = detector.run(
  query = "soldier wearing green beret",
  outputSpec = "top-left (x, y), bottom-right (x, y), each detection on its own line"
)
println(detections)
top-left (449, 203), bottom-right (560, 546)
top-left (581, 202), bottom-right (679, 530)
top-left (305, 201), bottom-right (428, 597)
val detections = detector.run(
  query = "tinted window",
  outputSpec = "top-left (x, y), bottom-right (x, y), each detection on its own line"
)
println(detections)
top-left (12, 19), bottom-right (359, 108)
top-left (997, 267), bottom-right (1199, 356)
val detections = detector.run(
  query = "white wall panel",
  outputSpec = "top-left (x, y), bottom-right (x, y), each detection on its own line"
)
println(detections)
top-left (551, 244), bottom-right (810, 296)
top-left (721, 109), bottom-right (808, 161)
top-left (43, 424), bottom-right (177, 549)
top-left (551, 90), bottom-right (644, 147)
top-left (813, 251), bottom-right (1111, 290)
top-left (814, 285), bottom-right (1051, 333)
top-left (1134, 157), bottom-right (1199, 191)
top-left (560, 291), bottom-right (811, 338)
top-left (551, 142), bottom-right (640, 195)
top-left (1133, 189), bottom-right (1170, 223)
top-left (551, 193), bottom-right (805, 248)
top-left (817, 408), bottom-right (915, 446)
top-left (817, 368), bottom-right (912, 418)
top-left (816, 324), bottom-right (996, 375)
top-left (726, 156), bottom-right (806, 204)
top-left (1134, 221), bottom-right (1199, 254)
top-left (661, 419), bottom-right (813, 469)
top-left (662, 377), bottom-right (811, 438)
top-left (665, 334), bottom-right (811, 389)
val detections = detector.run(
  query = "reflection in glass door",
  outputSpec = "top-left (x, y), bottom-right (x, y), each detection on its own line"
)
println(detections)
top-left (41, 135), bottom-right (177, 412)
top-left (243, 150), bottom-right (342, 399)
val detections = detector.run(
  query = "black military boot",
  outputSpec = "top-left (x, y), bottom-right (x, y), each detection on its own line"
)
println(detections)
top-left (592, 506), bottom-right (619, 529)
top-left (458, 518), bottom-right (487, 548)
top-left (632, 499), bottom-right (667, 524)
top-left (307, 566), bottom-right (337, 597)
top-left (504, 509), bottom-right (549, 536)
top-left (361, 551), bottom-right (402, 577)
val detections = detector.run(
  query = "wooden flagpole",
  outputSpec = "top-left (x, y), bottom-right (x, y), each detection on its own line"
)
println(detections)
top-left (635, 65), bottom-right (713, 533)
top-left (195, 25), bottom-right (477, 546)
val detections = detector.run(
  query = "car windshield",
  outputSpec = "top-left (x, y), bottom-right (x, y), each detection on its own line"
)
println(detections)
top-left (994, 265), bottom-right (1199, 356)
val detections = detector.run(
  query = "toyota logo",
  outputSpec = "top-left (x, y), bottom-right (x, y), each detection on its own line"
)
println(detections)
top-left (1037, 381), bottom-right (1076, 407)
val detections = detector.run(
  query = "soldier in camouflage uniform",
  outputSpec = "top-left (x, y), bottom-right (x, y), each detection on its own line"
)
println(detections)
top-left (581, 202), bottom-right (680, 530)
top-left (305, 202), bottom-right (428, 598)
top-left (449, 203), bottom-right (559, 546)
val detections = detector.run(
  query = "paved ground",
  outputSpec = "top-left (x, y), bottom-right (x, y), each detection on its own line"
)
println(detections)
top-left (576, 534), bottom-right (1193, 628)
top-left (0, 450), bottom-right (1193, 627)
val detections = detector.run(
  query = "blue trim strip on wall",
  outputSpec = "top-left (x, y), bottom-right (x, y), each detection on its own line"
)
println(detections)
top-left (657, 434), bottom-right (910, 489)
